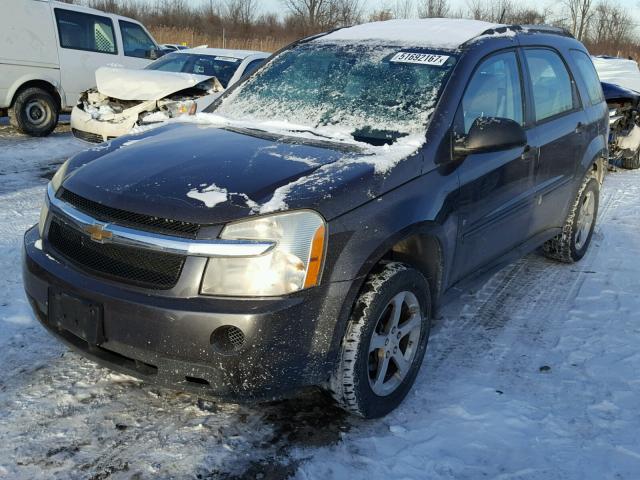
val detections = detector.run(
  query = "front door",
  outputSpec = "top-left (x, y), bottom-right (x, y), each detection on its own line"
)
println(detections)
top-left (452, 50), bottom-right (538, 282)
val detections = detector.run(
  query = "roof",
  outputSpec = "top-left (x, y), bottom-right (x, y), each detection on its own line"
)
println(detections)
top-left (318, 19), bottom-right (504, 49)
top-left (178, 48), bottom-right (269, 59)
top-left (51, 0), bottom-right (137, 21)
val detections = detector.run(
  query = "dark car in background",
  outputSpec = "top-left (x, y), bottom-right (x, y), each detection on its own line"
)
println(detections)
top-left (24, 19), bottom-right (608, 418)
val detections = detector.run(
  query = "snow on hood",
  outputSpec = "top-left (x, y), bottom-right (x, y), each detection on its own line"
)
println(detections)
top-left (318, 19), bottom-right (503, 49)
top-left (593, 56), bottom-right (640, 93)
top-left (95, 67), bottom-right (214, 101)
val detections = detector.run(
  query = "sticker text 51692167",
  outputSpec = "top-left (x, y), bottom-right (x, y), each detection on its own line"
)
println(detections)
top-left (390, 52), bottom-right (450, 66)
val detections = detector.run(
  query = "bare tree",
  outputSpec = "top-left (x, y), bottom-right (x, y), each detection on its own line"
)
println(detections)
top-left (282, 0), bottom-right (331, 32)
top-left (225, 0), bottom-right (257, 27)
top-left (390, 0), bottom-right (415, 19)
top-left (563, 0), bottom-right (595, 40)
top-left (369, 9), bottom-right (395, 21)
top-left (328, 0), bottom-right (365, 27)
top-left (589, 0), bottom-right (633, 51)
top-left (417, 0), bottom-right (450, 18)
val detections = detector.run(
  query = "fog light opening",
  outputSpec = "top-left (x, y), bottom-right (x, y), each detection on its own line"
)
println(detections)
top-left (210, 325), bottom-right (245, 353)
top-left (185, 376), bottom-right (210, 386)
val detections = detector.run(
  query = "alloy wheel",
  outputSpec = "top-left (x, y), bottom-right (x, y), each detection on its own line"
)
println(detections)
top-left (575, 190), bottom-right (595, 250)
top-left (368, 291), bottom-right (422, 396)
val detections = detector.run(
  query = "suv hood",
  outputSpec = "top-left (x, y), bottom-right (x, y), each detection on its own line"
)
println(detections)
top-left (61, 123), bottom-right (424, 225)
top-left (95, 67), bottom-right (215, 101)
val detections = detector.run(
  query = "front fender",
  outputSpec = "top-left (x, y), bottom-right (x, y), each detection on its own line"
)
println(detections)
top-left (6, 71), bottom-right (63, 108)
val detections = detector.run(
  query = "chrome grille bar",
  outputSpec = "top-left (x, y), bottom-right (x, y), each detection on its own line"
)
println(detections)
top-left (47, 184), bottom-right (274, 258)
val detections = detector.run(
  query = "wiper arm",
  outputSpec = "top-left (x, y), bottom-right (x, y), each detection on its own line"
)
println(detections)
top-left (352, 128), bottom-right (408, 146)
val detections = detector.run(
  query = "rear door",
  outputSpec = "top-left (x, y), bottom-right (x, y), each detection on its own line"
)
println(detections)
top-left (452, 50), bottom-right (538, 281)
top-left (54, 7), bottom-right (120, 106)
top-left (522, 48), bottom-right (589, 234)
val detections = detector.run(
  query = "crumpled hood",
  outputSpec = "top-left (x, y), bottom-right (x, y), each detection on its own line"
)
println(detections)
top-left (95, 67), bottom-right (214, 101)
top-left (61, 123), bottom-right (423, 225)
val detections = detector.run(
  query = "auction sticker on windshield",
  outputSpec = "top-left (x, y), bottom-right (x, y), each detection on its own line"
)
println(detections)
top-left (390, 52), bottom-right (450, 66)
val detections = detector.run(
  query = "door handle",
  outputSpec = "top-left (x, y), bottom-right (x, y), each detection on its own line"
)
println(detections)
top-left (521, 145), bottom-right (538, 161)
top-left (575, 122), bottom-right (585, 133)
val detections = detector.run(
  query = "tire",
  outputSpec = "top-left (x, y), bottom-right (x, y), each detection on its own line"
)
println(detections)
top-left (543, 173), bottom-right (599, 263)
top-left (329, 262), bottom-right (431, 418)
top-left (8, 87), bottom-right (59, 137)
top-left (621, 148), bottom-right (640, 169)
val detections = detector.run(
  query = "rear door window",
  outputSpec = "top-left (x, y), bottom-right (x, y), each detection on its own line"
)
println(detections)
top-left (524, 49), bottom-right (578, 122)
top-left (55, 9), bottom-right (117, 54)
top-left (119, 20), bottom-right (156, 58)
top-left (570, 50), bottom-right (605, 105)
top-left (460, 51), bottom-right (524, 134)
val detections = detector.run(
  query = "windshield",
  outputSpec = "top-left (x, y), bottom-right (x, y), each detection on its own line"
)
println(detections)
top-left (146, 53), bottom-right (243, 87)
top-left (213, 42), bottom-right (456, 143)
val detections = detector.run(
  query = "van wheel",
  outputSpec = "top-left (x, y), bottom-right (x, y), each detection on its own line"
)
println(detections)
top-left (543, 173), bottom-right (599, 263)
top-left (9, 87), bottom-right (59, 137)
top-left (329, 262), bottom-right (431, 418)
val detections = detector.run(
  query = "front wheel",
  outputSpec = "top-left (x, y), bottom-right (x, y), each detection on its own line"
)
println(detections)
top-left (329, 262), bottom-right (431, 418)
top-left (543, 173), bottom-right (599, 263)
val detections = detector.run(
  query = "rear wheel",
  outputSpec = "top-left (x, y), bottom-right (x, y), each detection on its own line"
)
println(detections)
top-left (543, 173), bottom-right (599, 263)
top-left (9, 87), bottom-right (59, 137)
top-left (621, 148), bottom-right (640, 169)
top-left (329, 262), bottom-right (431, 418)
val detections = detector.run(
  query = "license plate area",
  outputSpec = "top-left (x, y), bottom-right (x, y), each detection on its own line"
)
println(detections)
top-left (48, 290), bottom-right (105, 345)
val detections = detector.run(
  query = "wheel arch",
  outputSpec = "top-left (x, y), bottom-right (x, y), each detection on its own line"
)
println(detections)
top-left (579, 133), bottom-right (607, 185)
top-left (9, 79), bottom-right (63, 112)
top-left (349, 222), bottom-right (448, 310)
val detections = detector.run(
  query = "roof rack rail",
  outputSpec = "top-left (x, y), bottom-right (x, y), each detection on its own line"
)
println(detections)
top-left (463, 24), bottom-right (574, 47)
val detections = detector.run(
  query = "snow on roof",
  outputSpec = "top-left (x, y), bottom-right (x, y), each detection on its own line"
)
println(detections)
top-left (318, 18), bottom-right (503, 49)
top-left (180, 48), bottom-right (268, 59)
top-left (592, 56), bottom-right (640, 93)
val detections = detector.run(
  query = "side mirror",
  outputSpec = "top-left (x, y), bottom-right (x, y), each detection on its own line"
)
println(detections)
top-left (453, 117), bottom-right (526, 156)
top-left (147, 48), bottom-right (162, 60)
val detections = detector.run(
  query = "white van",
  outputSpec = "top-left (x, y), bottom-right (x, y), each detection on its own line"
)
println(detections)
top-left (0, 0), bottom-right (162, 136)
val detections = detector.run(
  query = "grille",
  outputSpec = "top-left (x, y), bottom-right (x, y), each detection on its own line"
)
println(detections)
top-left (48, 216), bottom-right (185, 290)
top-left (72, 128), bottom-right (104, 144)
top-left (59, 188), bottom-right (200, 239)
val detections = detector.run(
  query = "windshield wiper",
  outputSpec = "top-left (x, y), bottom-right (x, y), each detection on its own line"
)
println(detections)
top-left (351, 128), bottom-right (408, 146)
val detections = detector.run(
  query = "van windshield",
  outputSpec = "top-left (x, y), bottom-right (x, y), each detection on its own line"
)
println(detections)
top-left (212, 42), bottom-right (456, 144)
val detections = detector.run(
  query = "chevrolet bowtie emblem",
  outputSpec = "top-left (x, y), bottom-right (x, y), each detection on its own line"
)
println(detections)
top-left (84, 223), bottom-right (113, 242)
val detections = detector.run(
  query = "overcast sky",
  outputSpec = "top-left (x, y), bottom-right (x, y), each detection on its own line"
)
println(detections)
top-left (189, 0), bottom-right (640, 28)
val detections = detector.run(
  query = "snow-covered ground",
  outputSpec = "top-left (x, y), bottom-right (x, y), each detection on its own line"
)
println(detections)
top-left (0, 122), bottom-right (639, 479)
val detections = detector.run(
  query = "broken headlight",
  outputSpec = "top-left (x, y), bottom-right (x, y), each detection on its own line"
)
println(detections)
top-left (163, 100), bottom-right (197, 118)
top-left (200, 210), bottom-right (327, 297)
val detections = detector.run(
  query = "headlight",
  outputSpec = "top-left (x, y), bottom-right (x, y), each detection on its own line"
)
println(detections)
top-left (162, 100), bottom-right (197, 118)
top-left (38, 195), bottom-right (50, 239)
top-left (201, 210), bottom-right (327, 297)
top-left (50, 159), bottom-right (69, 193)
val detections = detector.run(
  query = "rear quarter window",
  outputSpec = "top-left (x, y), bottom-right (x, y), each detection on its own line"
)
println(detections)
top-left (570, 50), bottom-right (605, 105)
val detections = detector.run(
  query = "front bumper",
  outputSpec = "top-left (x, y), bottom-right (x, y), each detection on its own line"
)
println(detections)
top-left (70, 105), bottom-right (138, 143)
top-left (23, 225), bottom-right (353, 401)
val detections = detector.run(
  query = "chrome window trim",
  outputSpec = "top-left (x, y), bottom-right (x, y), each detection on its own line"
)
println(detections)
top-left (47, 184), bottom-right (275, 257)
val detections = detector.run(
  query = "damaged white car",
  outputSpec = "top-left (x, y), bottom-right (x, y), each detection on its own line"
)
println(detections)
top-left (71, 48), bottom-right (269, 143)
